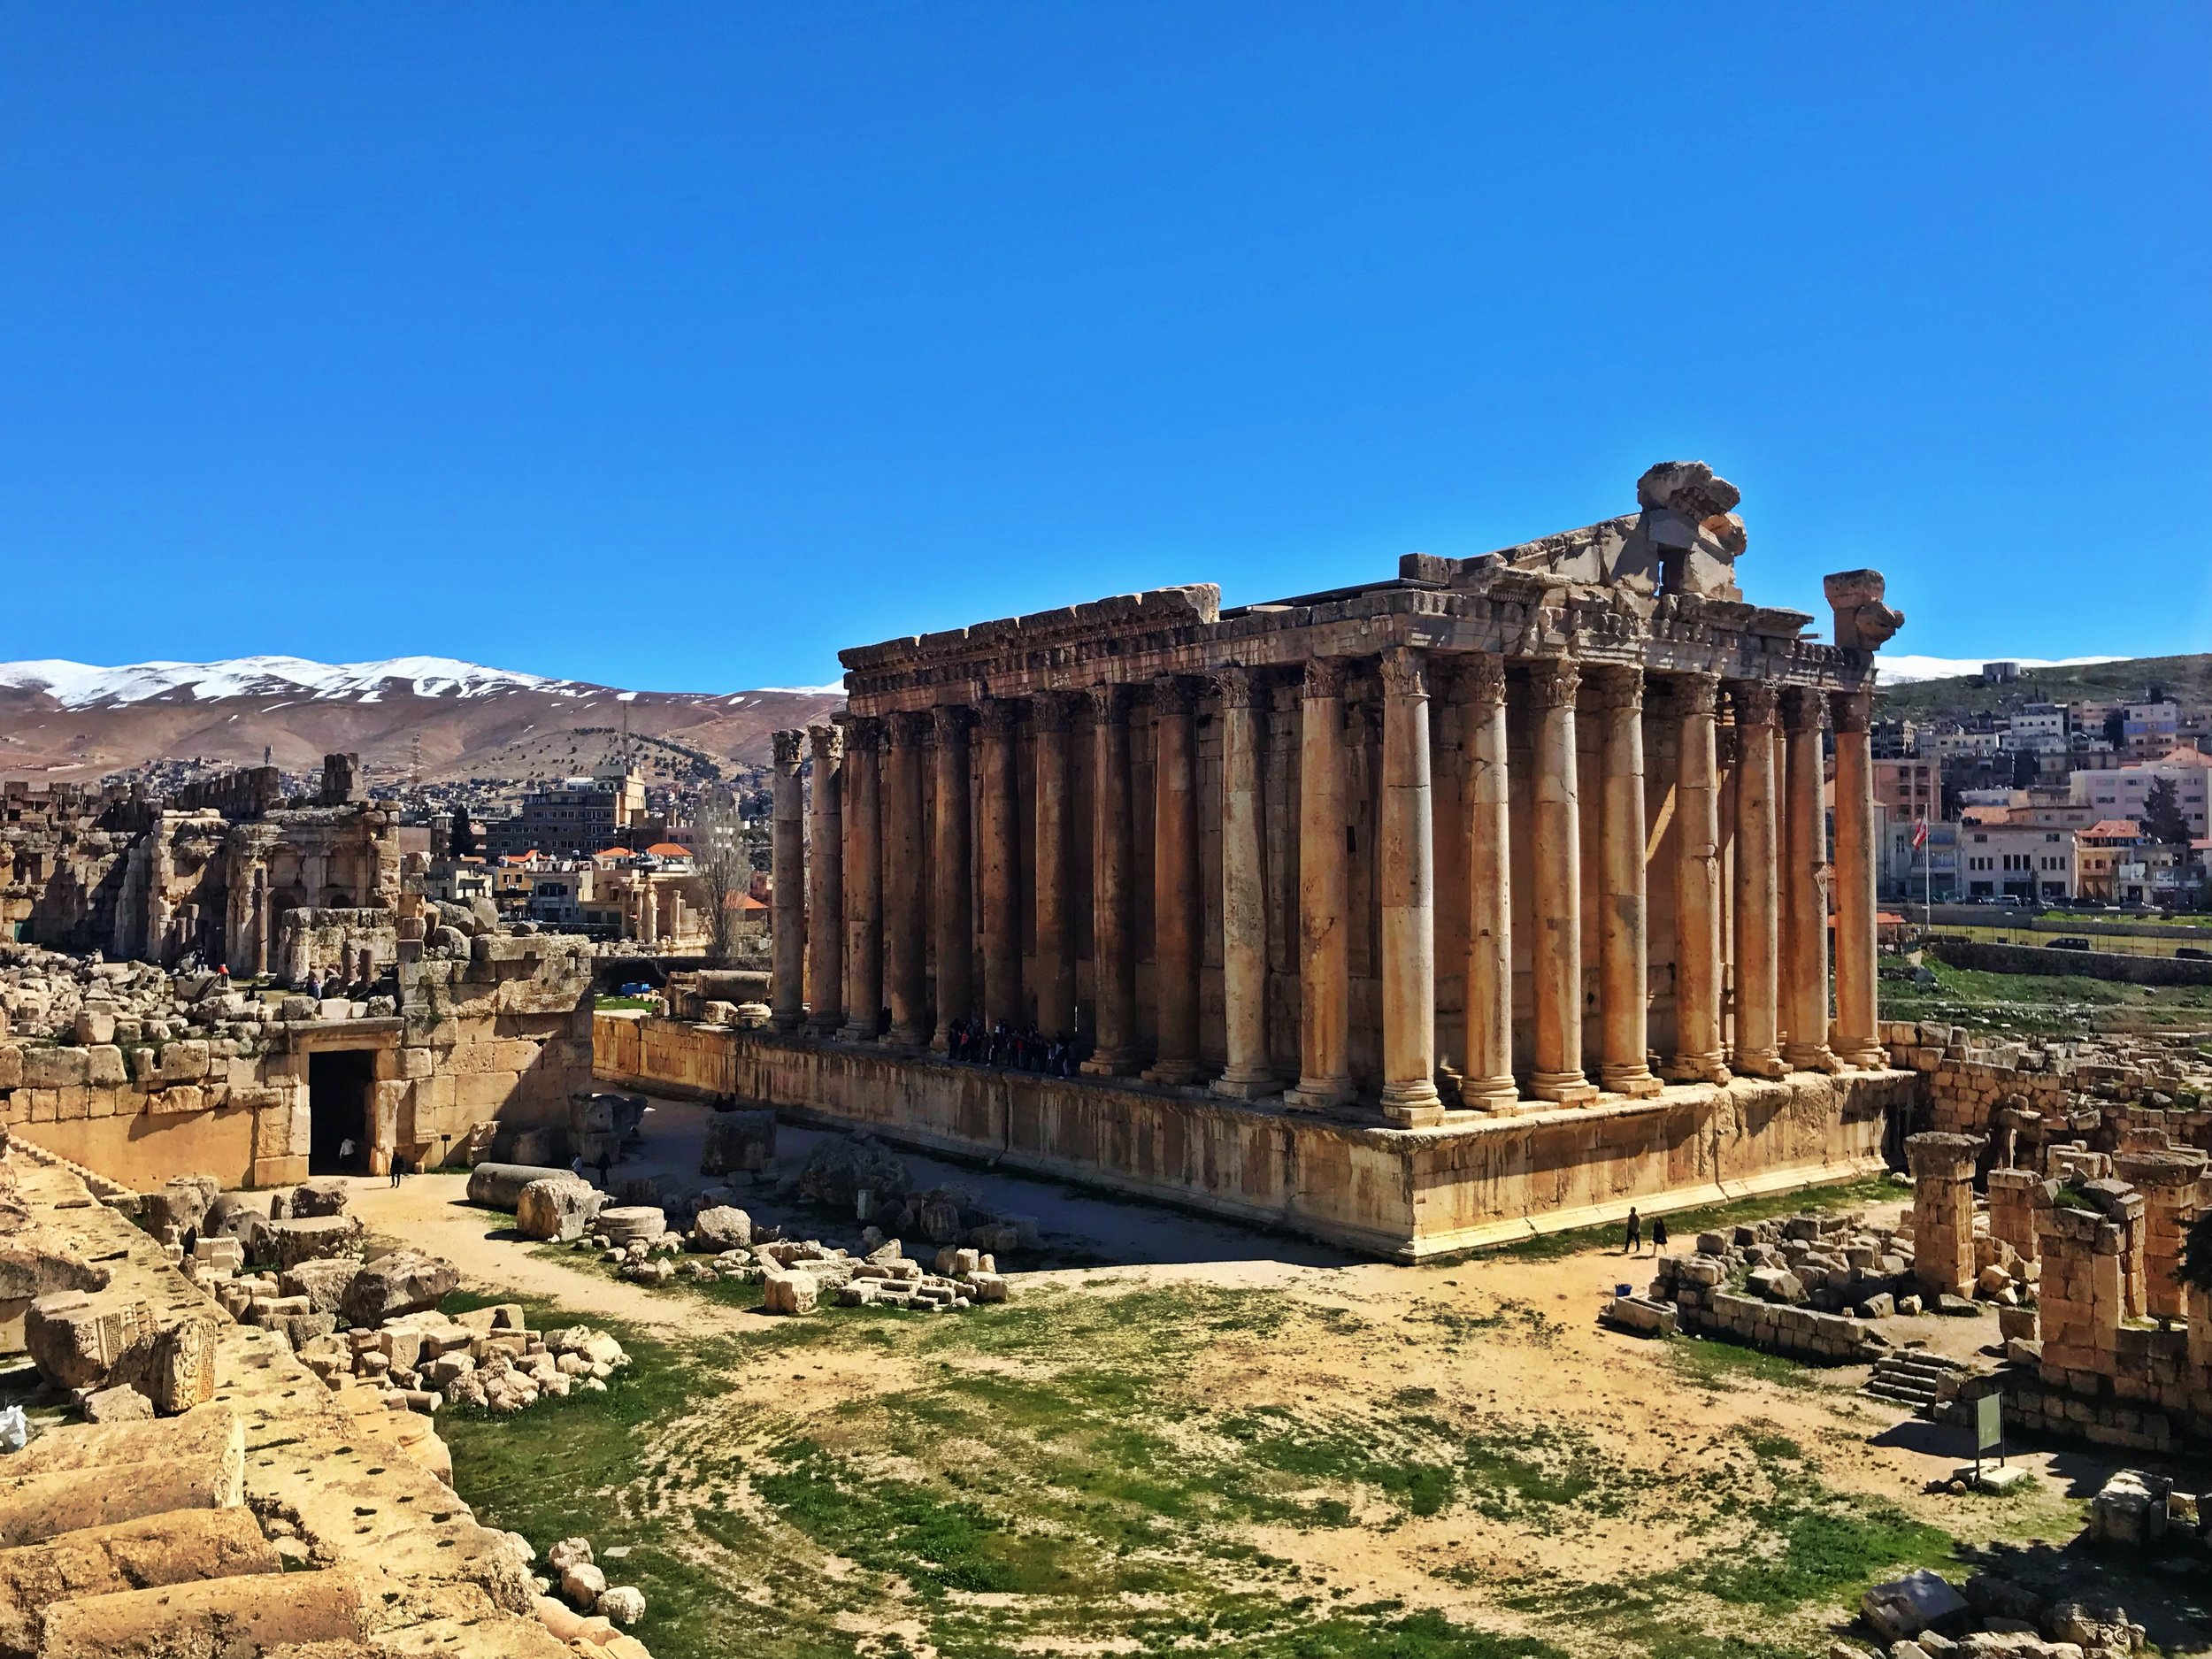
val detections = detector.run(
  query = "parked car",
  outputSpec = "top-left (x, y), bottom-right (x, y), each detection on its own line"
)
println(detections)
top-left (2047, 937), bottom-right (2092, 952)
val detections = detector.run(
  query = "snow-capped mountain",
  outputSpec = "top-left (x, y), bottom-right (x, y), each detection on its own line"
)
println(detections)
top-left (0, 655), bottom-right (587, 709)
top-left (0, 656), bottom-right (845, 782)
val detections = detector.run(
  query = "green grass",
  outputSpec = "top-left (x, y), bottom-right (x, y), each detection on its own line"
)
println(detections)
top-left (595, 994), bottom-right (659, 1010)
top-left (1882, 956), bottom-right (2212, 1035)
top-left (1659, 1333), bottom-right (1831, 1394)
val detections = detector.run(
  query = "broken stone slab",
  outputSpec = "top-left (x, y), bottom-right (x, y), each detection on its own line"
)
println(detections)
top-left (761, 1271), bottom-right (818, 1315)
top-left (257, 1215), bottom-right (365, 1271)
top-left (36, 1562), bottom-right (376, 1659)
top-left (76, 1386), bottom-right (153, 1424)
top-left (2089, 1470), bottom-right (2170, 1547)
top-left (277, 1257), bottom-right (360, 1317)
top-left (22, 1294), bottom-right (219, 1414)
top-left (339, 1250), bottom-right (459, 1327)
top-left (1860, 1569), bottom-right (1972, 1642)
top-left (515, 1179), bottom-right (606, 1242)
top-left (288, 1178), bottom-right (349, 1217)
top-left (1747, 1267), bottom-right (1807, 1305)
top-left (700, 1108), bottom-right (778, 1177)
top-left (689, 1205), bottom-right (751, 1251)
top-left (0, 1407), bottom-right (244, 1547)
top-left (0, 1506), bottom-right (278, 1657)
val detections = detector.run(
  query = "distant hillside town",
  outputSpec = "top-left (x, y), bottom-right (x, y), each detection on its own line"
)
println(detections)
top-left (1870, 655), bottom-right (2211, 910)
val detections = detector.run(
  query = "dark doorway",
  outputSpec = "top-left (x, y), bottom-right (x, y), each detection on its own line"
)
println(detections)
top-left (309, 1050), bottom-right (375, 1172)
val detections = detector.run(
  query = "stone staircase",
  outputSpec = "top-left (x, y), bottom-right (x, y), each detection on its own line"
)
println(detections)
top-left (1863, 1349), bottom-right (1981, 1419)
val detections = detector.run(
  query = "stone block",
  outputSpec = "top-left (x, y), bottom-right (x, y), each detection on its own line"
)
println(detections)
top-left (516, 1179), bottom-right (605, 1242)
top-left (701, 1109), bottom-right (777, 1176)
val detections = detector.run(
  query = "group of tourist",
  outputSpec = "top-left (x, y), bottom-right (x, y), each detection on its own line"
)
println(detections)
top-left (945, 1018), bottom-right (1079, 1078)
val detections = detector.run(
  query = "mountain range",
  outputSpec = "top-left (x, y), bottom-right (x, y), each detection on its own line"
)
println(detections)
top-left (0, 657), bottom-right (845, 785)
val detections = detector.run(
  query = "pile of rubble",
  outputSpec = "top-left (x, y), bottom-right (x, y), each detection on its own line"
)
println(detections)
top-left (1839, 1563), bottom-right (2151, 1658)
top-left (471, 1130), bottom-right (1024, 1317)
top-left (0, 941), bottom-right (395, 1048)
top-left (539, 1536), bottom-right (647, 1637)
top-left (134, 1169), bottom-right (634, 1417)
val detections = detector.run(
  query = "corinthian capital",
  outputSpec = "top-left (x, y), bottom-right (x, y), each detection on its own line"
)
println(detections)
top-left (1525, 657), bottom-right (1581, 710)
top-left (1379, 646), bottom-right (1429, 701)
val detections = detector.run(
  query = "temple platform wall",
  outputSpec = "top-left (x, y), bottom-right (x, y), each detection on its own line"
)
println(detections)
top-left (595, 1012), bottom-right (1918, 1258)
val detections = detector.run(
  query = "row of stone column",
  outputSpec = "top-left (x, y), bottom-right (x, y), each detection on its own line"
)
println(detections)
top-left (767, 652), bottom-right (1884, 1124)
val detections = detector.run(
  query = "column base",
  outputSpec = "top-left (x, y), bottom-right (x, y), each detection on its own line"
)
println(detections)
top-left (1379, 1079), bottom-right (1445, 1126)
top-left (1833, 1040), bottom-right (1888, 1070)
top-left (1530, 1070), bottom-right (1599, 1106)
top-left (1731, 1048), bottom-right (1788, 1079)
top-left (837, 1018), bottom-right (881, 1043)
top-left (887, 1022), bottom-right (930, 1050)
top-left (1210, 1069), bottom-right (1283, 1101)
top-left (1457, 1074), bottom-right (1520, 1110)
top-left (1663, 1053), bottom-right (1732, 1087)
top-left (805, 1012), bottom-right (846, 1037)
top-left (1080, 1047), bottom-right (1145, 1078)
top-left (1282, 1077), bottom-right (1355, 1112)
top-left (770, 1011), bottom-right (805, 1034)
top-left (1783, 1043), bottom-right (1840, 1073)
top-left (1141, 1058), bottom-right (1209, 1087)
top-left (1600, 1064), bottom-right (1665, 1098)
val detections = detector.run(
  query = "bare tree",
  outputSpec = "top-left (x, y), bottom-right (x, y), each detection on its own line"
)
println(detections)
top-left (689, 785), bottom-right (752, 964)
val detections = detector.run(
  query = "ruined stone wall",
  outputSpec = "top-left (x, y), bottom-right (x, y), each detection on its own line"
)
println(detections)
top-left (0, 935), bottom-right (595, 1188)
top-left (595, 1012), bottom-right (1910, 1259)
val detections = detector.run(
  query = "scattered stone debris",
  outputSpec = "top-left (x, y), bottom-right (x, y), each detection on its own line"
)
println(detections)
top-left (1846, 1563), bottom-right (2152, 1656)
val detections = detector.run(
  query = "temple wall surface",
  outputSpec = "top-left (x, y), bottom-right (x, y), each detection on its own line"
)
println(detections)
top-left (595, 1013), bottom-right (1913, 1257)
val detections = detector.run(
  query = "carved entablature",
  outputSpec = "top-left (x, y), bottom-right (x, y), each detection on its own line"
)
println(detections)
top-left (836, 465), bottom-right (1887, 716)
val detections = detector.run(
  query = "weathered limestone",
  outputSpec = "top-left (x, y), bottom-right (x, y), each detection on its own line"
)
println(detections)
top-left (839, 716), bottom-right (884, 1041)
top-left (1032, 693), bottom-right (1077, 1041)
top-left (1986, 1167), bottom-right (2056, 1266)
top-left (979, 699), bottom-right (1023, 1030)
top-left (1143, 677), bottom-right (1204, 1087)
top-left (770, 730), bottom-right (806, 1033)
top-left (1378, 648), bottom-right (1442, 1125)
top-left (1778, 688), bottom-right (1837, 1072)
top-left (1459, 657), bottom-right (1516, 1109)
top-left (1669, 674), bottom-right (1729, 1084)
top-left (1528, 659), bottom-right (1595, 1105)
top-left (1729, 682), bottom-right (1786, 1079)
top-left (1082, 685), bottom-right (1141, 1076)
top-left (1212, 665), bottom-right (1277, 1100)
top-left (804, 724), bottom-right (845, 1035)
top-left (0, 1508), bottom-right (277, 1657)
top-left (1286, 659), bottom-right (1353, 1110)
top-left (1906, 1132), bottom-right (1981, 1299)
top-left (931, 705), bottom-right (975, 1054)
top-left (515, 1177), bottom-right (605, 1242)
top-left (2114, 1151), bottom-right (2206, 1323)
top-left (883, 711), bottom-right (930, 1047)
top-left (1828, 687), bottom-right (1885, 1068)
top-left (1594, 666), bottom-right (1660, 1098)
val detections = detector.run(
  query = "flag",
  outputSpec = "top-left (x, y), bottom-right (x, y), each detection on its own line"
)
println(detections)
top-left (1912, 818), bottom-right (1930, 850)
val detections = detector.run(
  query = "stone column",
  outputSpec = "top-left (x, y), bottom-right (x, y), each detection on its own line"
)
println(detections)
top-left (250, 866), bottom-right (271, 979)
top-left (1669, 674), bottom-right (1729, 1084)
top-left (1377, 647), bottom-right (1444, 1124)
top-left (2116, 1152), bottom-right (2207, 1324)
top-left (1780, 688), bottom-right (1837, 1071)
top-left (884, 711), bottom-right (930, 1047)
top-left (839, 718), bottom-right (884, 1041)
top-left (1594, 666), bottom-right (1661, 1097)
top-left (805, 724), bottom-right (846, 1035)
top-left (2036, 1202), bottom-right (2131, 1382)
top-left (1460, 657), bottom-right (1517, 1109)
top-left (1032, 693), bottom-right (1077, 1041)
top-left (1213, 664), bottom-right (1277, 1099)
top-left (1285, 658), bottom-right (1353, 1110)
top-left (1829, 686), bottom-right (1884, 1068)
top-left (1906, 1132), bottom-right (1980, 1300)
top-left (931, 705), bottom-right (974, 1052)
top-left (1144, 675), bottom-right (1205, 1086)
top-left (1528, 658), bottom-right (1596, 1104)
top-left (770, 728), bottom-right (806, 1032)
top-left (979, 699), bottom-right (1022, 1030)
top-left (1082, 685), bottom-right (1142, 1075)
top-left (1728, 683), bottom-right (1786, 1078)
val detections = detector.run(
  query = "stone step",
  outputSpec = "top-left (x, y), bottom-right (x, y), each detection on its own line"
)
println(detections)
top-left (1861, 1379), bottom-right (1940, 1405)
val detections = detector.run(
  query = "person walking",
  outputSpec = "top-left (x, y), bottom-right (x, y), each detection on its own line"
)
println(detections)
top-left (1622, 1206), bottom-right (1641, 1256)
top-left (1649, 1213), bottom-right (1669, 1255)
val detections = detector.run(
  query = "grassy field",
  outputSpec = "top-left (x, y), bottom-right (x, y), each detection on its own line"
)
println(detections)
top-left (1872, 652), bottom-right (2211, 723)
top-left (1882, 956), bottom-right (2212, 1036)
top-left (435, 1267), bottom-right (2008, 1659)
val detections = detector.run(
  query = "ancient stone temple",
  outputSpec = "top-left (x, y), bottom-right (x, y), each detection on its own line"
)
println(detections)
top-left (606, 463), bottom-right (1919, 1256)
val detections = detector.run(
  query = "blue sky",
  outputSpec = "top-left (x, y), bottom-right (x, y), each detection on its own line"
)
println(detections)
top-left (3, 5), bottom-right (2206, 691)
